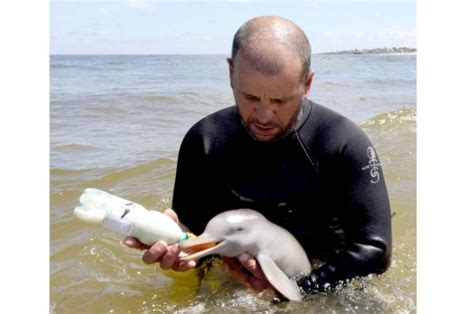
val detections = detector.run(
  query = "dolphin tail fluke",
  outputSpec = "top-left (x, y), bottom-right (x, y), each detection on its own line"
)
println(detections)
top-left (256, 253), bottom-right (303, 302)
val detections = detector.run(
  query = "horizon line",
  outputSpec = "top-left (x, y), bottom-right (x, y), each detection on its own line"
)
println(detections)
top-left (50, 47), bottom-right (417, 57)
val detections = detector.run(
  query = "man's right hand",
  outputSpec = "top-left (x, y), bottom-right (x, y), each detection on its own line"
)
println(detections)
top-left (123, 209), bottom-right (197, 272)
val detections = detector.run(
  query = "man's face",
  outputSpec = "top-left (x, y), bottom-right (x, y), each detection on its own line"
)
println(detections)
top-left (228, 53), bottom-right (314, 142)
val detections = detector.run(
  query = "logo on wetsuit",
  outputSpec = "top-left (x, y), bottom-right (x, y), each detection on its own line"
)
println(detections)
top-left (361, 146), bottom-right (381, 184)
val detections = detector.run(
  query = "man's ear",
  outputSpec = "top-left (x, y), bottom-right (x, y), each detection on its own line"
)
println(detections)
top-left (227, 57), bottom-right (234, 88)
top-left (227, 57), bottom-right (234, 73)
top-left (304, 68), bottom-right (315, 98)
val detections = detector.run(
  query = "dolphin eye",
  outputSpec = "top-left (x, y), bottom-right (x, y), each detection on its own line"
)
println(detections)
top-left (237, 227), bottom-right (244, 232)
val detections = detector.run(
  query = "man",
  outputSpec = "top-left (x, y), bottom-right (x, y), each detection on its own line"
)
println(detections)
top-left (125, 16), bottom-right (392, 295)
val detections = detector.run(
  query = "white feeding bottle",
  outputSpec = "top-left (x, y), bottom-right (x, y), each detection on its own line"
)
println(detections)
top-left (73, 188), bottom-right (191, 245)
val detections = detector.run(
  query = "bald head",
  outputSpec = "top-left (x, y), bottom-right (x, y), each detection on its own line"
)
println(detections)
top-left (231, 16), bottom-right (312, 80)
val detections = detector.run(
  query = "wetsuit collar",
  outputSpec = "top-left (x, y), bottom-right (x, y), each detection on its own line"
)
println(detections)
top-left (294, 99), bottom-right (312, 132)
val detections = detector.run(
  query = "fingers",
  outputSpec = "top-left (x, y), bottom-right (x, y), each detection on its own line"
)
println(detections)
top-left (141, 241), bottom-right (196, 272)
top-left (142, 240), bottom-right (168, 264)
top-left (176, 260), bottom-right (197, 272)
top-left (238, 253), bottom-right (266, 280)
top-left (164, 208), bottom-right (179, 224)
top-left (223, 255), bottom-right (267, 290)
top-left (160, 244), bottom-right (180, 269)
top-left (123, 237), bottom-right (151, 250)
top-left (222, 256), bottom-right (251, 287)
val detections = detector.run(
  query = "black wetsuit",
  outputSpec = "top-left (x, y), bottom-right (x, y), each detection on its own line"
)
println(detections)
top-left (172, 99), bottom-right (392, 293)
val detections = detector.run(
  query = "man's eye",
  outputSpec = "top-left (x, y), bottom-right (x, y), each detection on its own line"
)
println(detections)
top-left (246, 95), bottom-right (259, 101)
top-left (272, 99), bottom-right (285, 105)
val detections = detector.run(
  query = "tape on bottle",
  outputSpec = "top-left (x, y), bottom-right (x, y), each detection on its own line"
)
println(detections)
top-left (101, 206), bottom-right (134, 237)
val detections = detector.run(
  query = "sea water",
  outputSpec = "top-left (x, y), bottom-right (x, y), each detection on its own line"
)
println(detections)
top-left (50, 54), bottom-right (416, 312)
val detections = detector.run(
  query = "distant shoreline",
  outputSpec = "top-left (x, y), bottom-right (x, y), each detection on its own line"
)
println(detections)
top-left (376, 52), bottom-right (417, 56)
top-left (50, 48), bottom-right (417, 57)
top-left (319, 47), bottom-right (417, 55)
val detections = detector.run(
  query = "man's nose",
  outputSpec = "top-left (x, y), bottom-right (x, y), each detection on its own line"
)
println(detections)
top-left (254, 101), bottom-right (273, 124)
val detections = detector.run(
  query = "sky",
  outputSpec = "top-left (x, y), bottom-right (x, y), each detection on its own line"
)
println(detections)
top-left (51, 0), bottom-right (416, 54)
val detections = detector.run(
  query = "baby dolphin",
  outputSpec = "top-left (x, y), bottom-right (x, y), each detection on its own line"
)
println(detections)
top-left (179, 209), bottom-right (311, 301)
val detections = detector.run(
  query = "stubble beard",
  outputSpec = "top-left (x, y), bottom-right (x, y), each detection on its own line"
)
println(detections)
top-left (238, 98), bottom-right (304, 142)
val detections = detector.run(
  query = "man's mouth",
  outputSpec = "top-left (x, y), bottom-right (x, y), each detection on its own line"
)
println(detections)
top-left (252, 124), bottom-right (277, 137)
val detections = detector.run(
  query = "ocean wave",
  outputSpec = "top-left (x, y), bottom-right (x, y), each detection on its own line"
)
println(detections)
top-left (51, 157), bottom-right (177, 196)
top-left (363, 79), bottom-right (415, 87)
top-left (93, 158), bottom-right (175, 184)
top-left (318, 81), bottom-right (350, 88)
top-left (52, 157), bottom-right (175, 177)
top-left (53, 144), bottom-right (98, 153)
top-left (90, 103), bottom-right (131, 115)
top-left (361, 107), bottom-right (416, 187)
top-left (142, 95), bottom-right (182, 104)
top-left (361, 107), bottom-right (416, 130)
top-left (50, 63), bottom-right (102, 72)
top-left (50, 167), bottom-right (93, 177)
top-left (50, 63), bottom-right (77, 70)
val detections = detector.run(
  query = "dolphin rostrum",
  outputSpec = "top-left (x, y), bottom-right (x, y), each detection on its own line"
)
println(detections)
top-left (179, 209), bottom-right (311, 301)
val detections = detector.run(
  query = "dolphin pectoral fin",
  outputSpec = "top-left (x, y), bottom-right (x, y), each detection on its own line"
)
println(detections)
top-left (256, 254), bottom-right (303, 302)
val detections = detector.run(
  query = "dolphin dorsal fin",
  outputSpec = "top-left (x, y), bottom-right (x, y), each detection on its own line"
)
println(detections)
top-left (256, 253), bottom-right (303, 301)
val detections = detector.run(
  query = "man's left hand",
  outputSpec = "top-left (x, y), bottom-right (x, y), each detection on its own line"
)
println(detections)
top-left (222, 253), bottom-right (271, 292)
